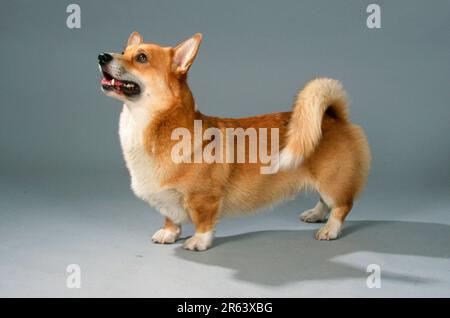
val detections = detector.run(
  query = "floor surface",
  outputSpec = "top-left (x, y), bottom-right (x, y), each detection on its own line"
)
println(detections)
top-left (1, 171), bottom-right (449, 297)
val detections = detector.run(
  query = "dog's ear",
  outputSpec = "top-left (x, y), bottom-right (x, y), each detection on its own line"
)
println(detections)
top-left (127, 32), bottom-right (143, 46)
top-left (173, 33), bottom-right (202, 75)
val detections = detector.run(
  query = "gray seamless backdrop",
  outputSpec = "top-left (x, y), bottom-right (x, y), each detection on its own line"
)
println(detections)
top-left (0, 0), bottom-right (449, 297)
top-left (1, 0), bottom-right (449, 191)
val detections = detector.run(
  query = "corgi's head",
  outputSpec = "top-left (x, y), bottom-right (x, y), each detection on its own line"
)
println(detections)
top-left (98, 32), bottom-right (202, 108)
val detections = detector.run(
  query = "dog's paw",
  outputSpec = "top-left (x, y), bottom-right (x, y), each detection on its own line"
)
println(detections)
top-left (183, 231), bottom-right (213, 251)
top-left (315, 221), bottom-right (341, 240)
top-left (300, 209), bottom-right (326, 223)
top-left (152, 228), bottom-right (180, 244)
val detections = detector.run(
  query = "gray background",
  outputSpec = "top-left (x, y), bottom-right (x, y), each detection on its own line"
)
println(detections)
top-left (0, 0), bottom-right (449, 297)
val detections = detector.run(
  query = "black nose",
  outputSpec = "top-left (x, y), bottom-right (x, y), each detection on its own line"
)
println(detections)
top-left (98, 53), bottom-right (113, 66)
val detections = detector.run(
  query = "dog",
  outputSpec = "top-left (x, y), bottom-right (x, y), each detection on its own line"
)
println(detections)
top-left (98, 32), bottom-right (371, 251)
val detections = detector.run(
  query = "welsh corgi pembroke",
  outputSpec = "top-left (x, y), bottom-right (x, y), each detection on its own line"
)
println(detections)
top-left (98, 32), bottom-right (370, 251)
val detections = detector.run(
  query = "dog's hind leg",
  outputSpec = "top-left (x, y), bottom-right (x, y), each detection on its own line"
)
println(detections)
top-left (299, 197), bottom-right (330, 223)
top-left (315, 203), bottom-right (353, 240)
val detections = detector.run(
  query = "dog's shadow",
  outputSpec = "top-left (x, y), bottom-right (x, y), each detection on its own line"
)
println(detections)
top-left (174, 221), bottom-right (450, 286)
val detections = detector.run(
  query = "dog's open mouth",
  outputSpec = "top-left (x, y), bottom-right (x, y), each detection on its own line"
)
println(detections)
top-left (101, 71), bottom-right (141, 97)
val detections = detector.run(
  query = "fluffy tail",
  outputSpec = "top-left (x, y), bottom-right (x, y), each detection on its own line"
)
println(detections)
top-left (279, 78), bottom-right (349, 170)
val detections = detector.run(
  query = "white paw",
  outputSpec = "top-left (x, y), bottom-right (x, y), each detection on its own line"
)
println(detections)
top-left (183, 231), bottom-right (213, 251)
top-left (151, 229), bottom-right (180, 244)
top-left (300, 209), bottom-right (326, 223)
top-left (315, 220), bottom-right (341, 240)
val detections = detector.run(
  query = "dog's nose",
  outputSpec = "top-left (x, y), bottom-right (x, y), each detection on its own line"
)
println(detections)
top-left (98, 53), bottom-right (113, 66)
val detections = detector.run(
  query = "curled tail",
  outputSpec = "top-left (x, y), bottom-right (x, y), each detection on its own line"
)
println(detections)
top-left (279, 78), bottom-right (349, 170)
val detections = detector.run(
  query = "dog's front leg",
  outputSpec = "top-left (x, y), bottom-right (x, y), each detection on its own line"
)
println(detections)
top-left (152, 217), bottom-right (181, 244)
top-left (184, 194), bottom-right (221, 251)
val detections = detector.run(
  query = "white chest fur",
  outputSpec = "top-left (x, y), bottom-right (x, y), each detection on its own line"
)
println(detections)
top-left (118, 105), bottom-right (189, 224)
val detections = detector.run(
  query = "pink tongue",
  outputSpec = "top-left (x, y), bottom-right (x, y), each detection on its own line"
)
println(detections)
top-left (101, 78), bottom-right (123, 87)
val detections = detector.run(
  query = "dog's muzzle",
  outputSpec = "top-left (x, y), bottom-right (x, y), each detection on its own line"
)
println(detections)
top-left (98, 53), bottom-right (113, 66)
top-left (98, 53), bottom-right (141, 97)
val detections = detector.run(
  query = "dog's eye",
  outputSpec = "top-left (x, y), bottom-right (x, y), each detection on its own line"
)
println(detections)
top-left (136, 53), bottom-right (148, 64)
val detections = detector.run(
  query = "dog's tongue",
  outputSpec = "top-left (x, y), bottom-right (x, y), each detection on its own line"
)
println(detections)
top-left (101, 78), bottom-right (123, 87)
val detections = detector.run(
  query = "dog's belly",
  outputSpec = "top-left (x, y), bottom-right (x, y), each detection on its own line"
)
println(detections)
top-left (118, 105), bottom-right (190, 224)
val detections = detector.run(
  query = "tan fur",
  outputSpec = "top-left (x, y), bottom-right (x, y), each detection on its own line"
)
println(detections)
top-left (282, 78), bottom-right (349, 163)
top-left (100, 32), bottom-right (371, 250)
